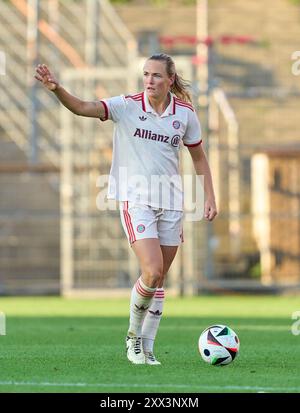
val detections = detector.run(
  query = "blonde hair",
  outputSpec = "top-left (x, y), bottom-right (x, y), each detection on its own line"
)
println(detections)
top-left (148, 53), bottom-right (192, 104)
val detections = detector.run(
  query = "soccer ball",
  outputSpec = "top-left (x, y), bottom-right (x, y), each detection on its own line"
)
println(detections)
top-left (198, 324), bottom-right (240, 366)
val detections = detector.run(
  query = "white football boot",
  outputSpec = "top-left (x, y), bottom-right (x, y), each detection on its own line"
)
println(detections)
top-left (144, 351), bottom-right (161, 365)
top-left (126, 336), bottom-right (145, 364)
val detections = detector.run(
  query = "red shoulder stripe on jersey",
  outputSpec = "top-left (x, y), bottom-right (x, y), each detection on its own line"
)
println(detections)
top-left (141, 92), bottom-right (146, 112)
top-left (125, 96), bottom-right (143, 103)
top-left (175, 98), bottom-right (194, 109)
top-left (125, 92), bottom-right (143, 99)
top-left (174, 97), bottom-right (194, 108)
top-left (132, 92), bottom-right (143, 98)
top-left (99, 100), bottom-right (108, 121)
top-left (184, 139), bottom-right (202, 147)
top-left (174, 101), bottom-right (193, 107)
top-left (175, 101), bottom-right (195, 112)
top-left (174, 97), bottom-right (194, 106)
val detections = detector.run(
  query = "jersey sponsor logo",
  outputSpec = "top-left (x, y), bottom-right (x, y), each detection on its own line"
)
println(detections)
top-left (137, 224), bottom-right (146, 233)
top-left (139, 115), bottom-right (147, 121)
top-left (171, 135), bottom-right (180, 147)
top-left (173, 120), bottom-right (180, 129)
top-left (133, 128), bottom-right (171, 144)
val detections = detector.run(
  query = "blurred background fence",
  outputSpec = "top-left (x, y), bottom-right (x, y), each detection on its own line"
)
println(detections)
top-left (0, 0), bottom-right (300, 296)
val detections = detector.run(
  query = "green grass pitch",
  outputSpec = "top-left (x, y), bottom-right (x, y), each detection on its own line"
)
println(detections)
top-left (0, 295), bottom-right (299, 393)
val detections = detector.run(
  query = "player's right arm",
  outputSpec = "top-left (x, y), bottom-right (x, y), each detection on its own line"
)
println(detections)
top-left (34, 64), bottom-right (105, 119)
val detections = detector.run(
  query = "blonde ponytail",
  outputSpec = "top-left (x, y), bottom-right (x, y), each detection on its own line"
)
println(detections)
top-left (171, 73), bottom-right (192, 104)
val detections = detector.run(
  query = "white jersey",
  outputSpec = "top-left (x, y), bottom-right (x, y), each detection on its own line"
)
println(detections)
top-left (100, 91), bottom-right (202, 211)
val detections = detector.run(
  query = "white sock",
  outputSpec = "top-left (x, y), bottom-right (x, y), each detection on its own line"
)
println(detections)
top-left (142, 288), bottom-right (165, 353)
top-left (128, 276), bottom-right (156, 337)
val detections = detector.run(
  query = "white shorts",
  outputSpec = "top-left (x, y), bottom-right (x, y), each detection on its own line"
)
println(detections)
top-left (119, 201), bottom-right (184, 246)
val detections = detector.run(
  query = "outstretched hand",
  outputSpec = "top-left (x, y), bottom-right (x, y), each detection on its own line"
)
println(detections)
top-left (34, 64), bottom-right (59, 91)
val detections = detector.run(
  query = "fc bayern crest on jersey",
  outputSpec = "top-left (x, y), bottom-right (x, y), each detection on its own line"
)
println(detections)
top-left (173, 120), bottom-right (180, 129)
top-left (137, 224), bottom-right (145, 233)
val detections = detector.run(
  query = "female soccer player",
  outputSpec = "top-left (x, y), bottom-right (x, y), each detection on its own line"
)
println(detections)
top-left (35, 53), bottom-right (217, 366)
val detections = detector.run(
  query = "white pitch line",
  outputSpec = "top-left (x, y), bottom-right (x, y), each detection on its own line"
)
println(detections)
top-left (0, 381), bottom-right (298, 392)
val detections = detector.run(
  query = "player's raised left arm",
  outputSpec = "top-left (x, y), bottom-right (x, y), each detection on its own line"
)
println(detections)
top-left (188, 143), bottom-right (217, 221)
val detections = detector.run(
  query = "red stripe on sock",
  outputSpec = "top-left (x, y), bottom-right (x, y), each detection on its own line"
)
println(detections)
top-left (135, 283), bottom-right (155, 298)
top-left (135, 280), bottom-right (155, 297)
top-left (136, 284), bottom-right (154, 297)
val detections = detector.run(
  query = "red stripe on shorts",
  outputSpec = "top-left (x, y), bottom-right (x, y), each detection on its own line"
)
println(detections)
top-left (123, 209), bottom-right (133, 243)
top-left (123, 201), bottom-right (136, 243)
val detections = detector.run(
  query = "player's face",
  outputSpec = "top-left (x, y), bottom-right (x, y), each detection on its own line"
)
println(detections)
top-left (143, 60), bottom-right (174, 99)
